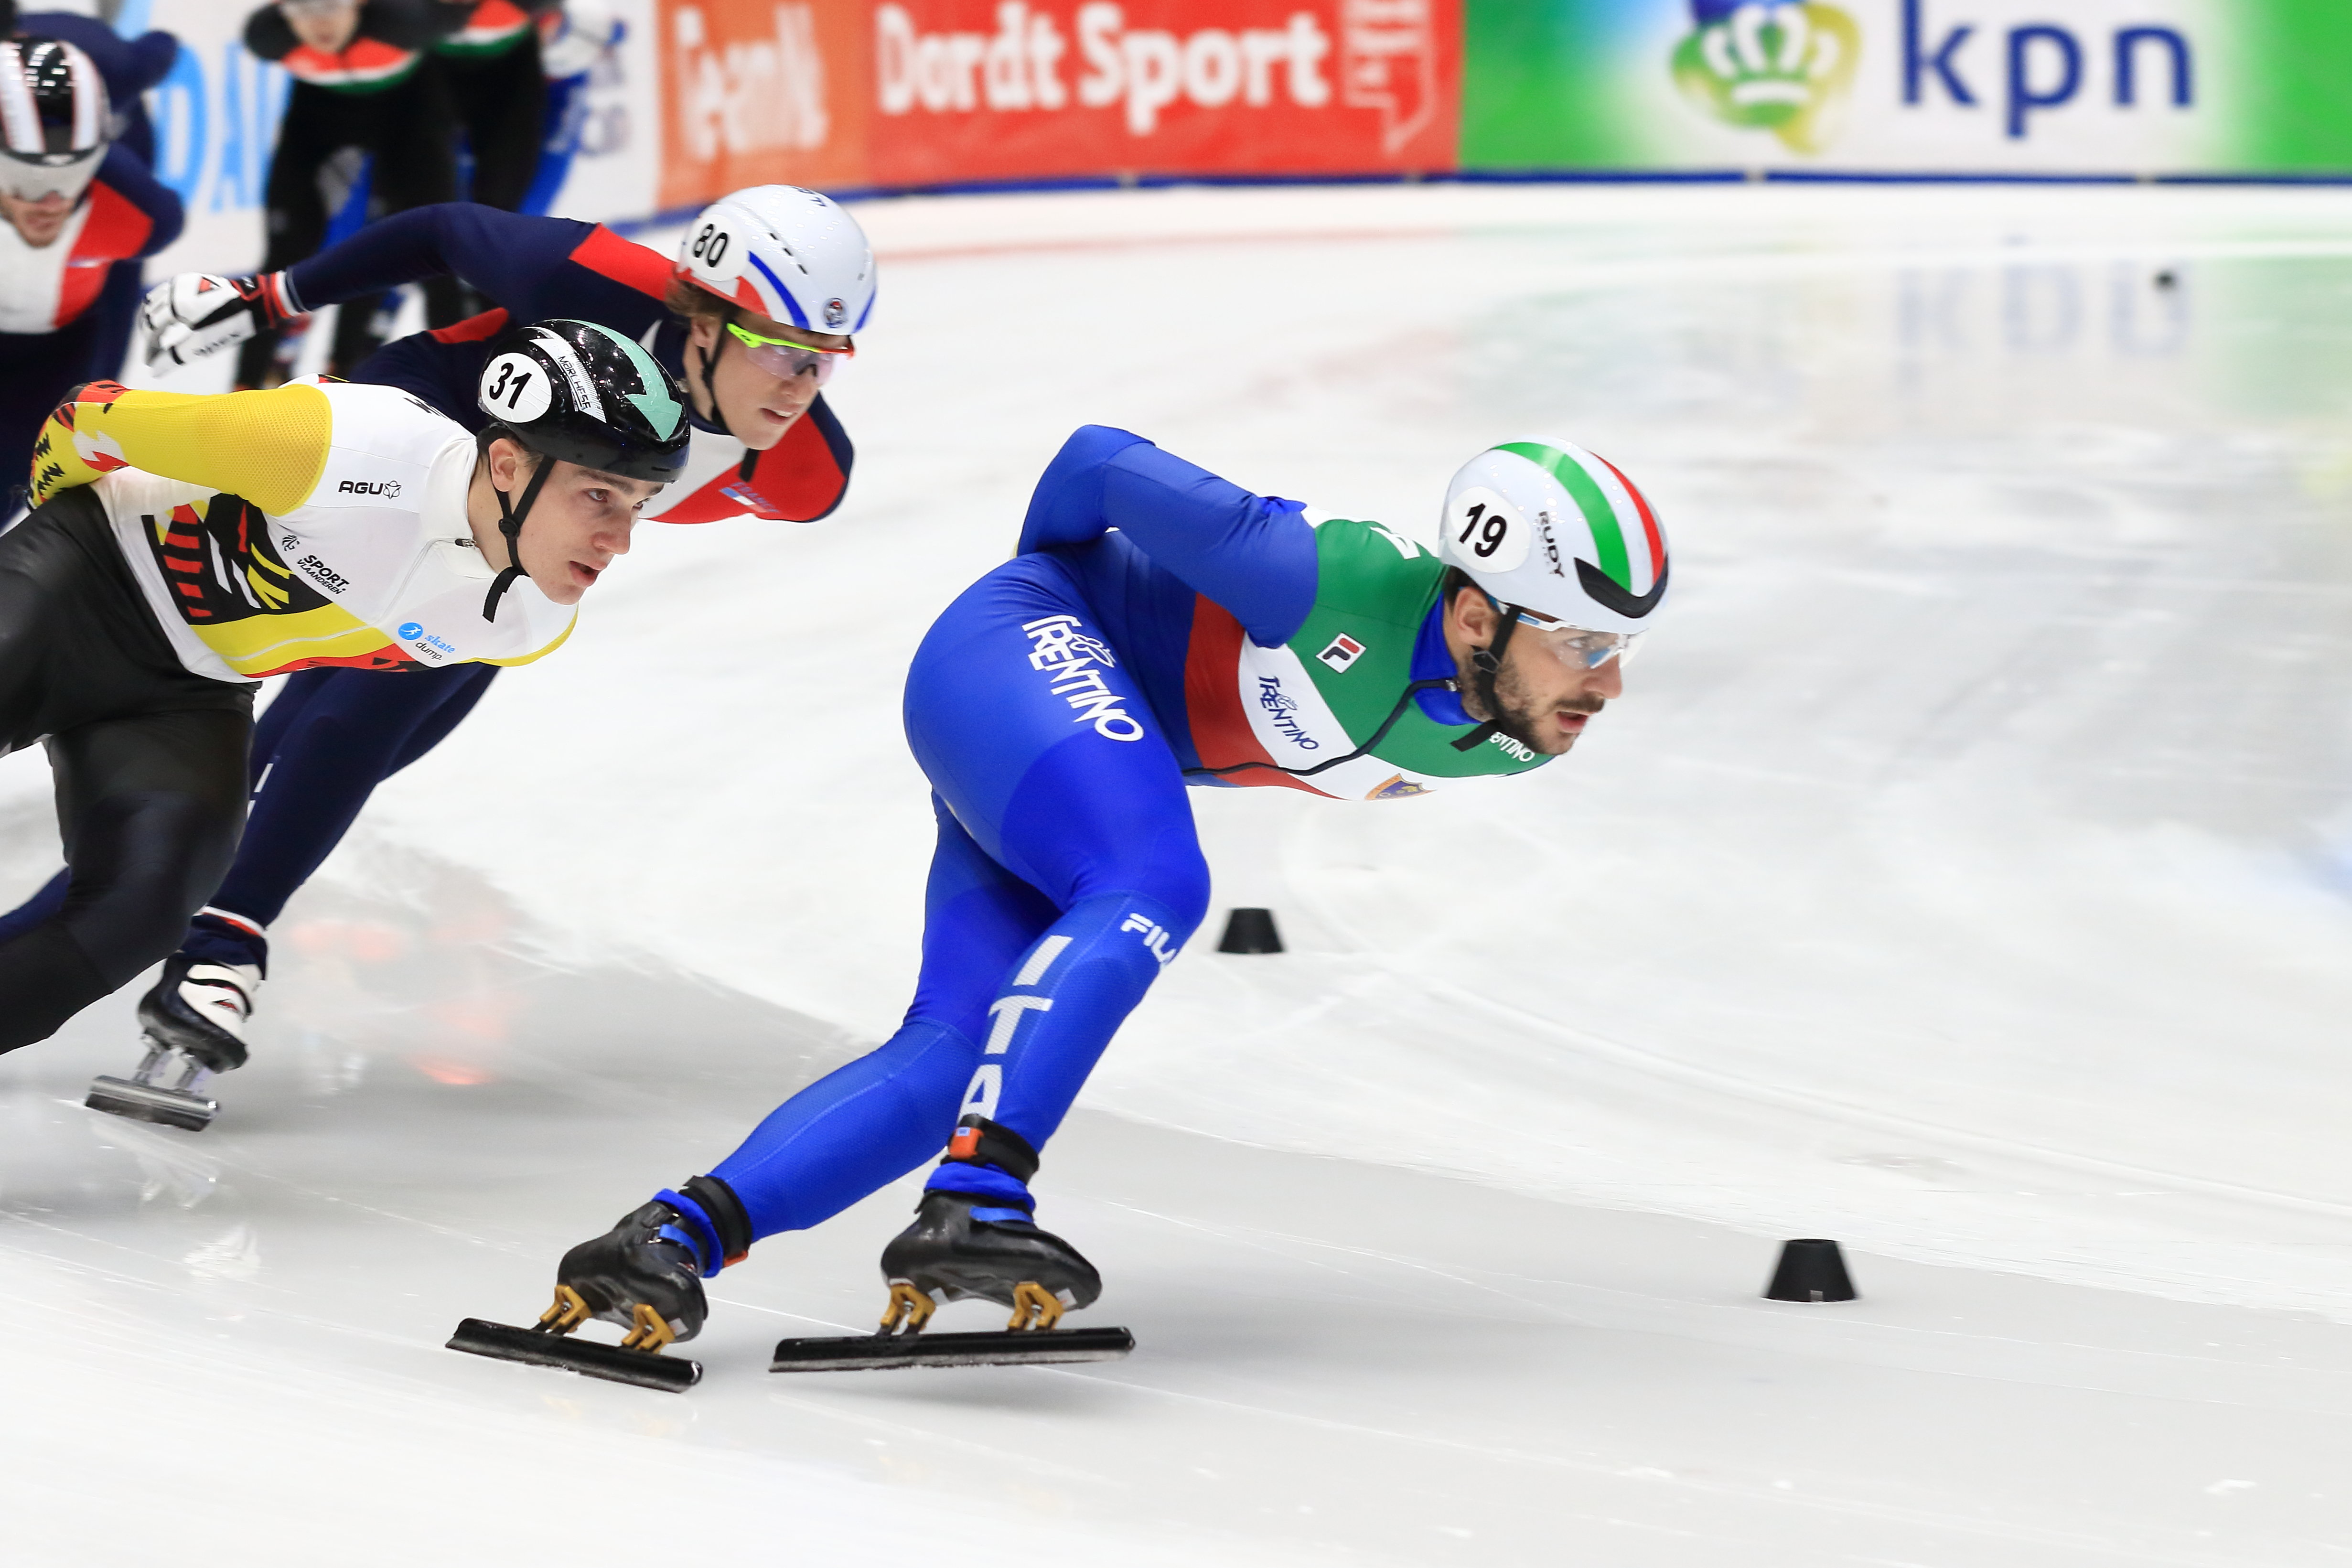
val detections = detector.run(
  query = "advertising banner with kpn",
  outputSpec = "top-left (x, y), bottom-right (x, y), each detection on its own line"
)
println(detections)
top-left (1463, 0), bottom-right (2352, 174)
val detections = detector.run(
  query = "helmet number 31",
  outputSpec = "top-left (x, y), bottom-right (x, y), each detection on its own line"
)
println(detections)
top-left (1449, 486), bottom-right (1528, 572)
top-left (481, 353), bottom-right (553, 422)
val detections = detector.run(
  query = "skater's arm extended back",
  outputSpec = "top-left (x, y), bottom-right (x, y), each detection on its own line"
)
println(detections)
top-left (1017, 425), bottom-right (1319, 647)
top-left (281, 205), bottom-right (598, 318)
top-left (30, 383), bottom-right (333, 514)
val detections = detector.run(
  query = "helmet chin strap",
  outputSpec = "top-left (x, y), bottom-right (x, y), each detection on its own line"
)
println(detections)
top-left (480, 443), bottom-right (556, 621)
top-left (690, 327), bottom-right (737, 439)
top-left (1450, 600), bottom-right (1526, 752)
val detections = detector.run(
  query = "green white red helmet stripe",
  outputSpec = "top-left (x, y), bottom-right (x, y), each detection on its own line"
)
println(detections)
top-left (1493, 440), bottom-right (1665, 595)
top-left (1591, 451), bottom-right (1666, 591)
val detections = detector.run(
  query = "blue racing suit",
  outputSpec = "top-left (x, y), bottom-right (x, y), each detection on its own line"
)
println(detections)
top-left (650, 426), bottom-right (1555, 1276)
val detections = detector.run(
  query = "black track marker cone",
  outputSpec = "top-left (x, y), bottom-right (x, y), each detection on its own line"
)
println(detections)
top-left (1765, 1239), bottom-right (1857, 1303)
top-left (1216, 908), bottom-right (1284, 954)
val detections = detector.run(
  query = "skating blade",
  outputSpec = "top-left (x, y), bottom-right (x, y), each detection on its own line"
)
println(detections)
top-left (770, 1325), bottom-right (1135, 1373)
top-left (86, 1074), bottom-right (217, 1132)
top-left (447, 1318), bottom-right (702, 1391)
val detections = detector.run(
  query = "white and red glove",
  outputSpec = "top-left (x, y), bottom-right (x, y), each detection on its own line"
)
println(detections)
top-left (140, 272), bottom-right (300, 370)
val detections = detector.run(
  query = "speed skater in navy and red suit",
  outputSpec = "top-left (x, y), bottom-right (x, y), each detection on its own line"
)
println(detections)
top-left (0, 186), bottom-right (869, 1071)
top-left (8, 8), bottom-right (178, 389)
top-left (538, 423), bottom-right (1673, 1348)
top-left (0, 34), bottom-right (180, 512)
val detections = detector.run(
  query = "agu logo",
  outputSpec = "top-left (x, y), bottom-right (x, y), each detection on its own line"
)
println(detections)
top-left (1672, 0), bottom-right (1858, 154)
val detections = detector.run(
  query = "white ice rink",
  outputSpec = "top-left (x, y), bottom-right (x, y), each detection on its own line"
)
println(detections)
top-left (5, 182), bottom-right (2352, 1564)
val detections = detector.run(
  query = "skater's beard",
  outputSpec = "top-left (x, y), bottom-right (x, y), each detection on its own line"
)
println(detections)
top-left (1457, 645), bottom-right (1604, 757)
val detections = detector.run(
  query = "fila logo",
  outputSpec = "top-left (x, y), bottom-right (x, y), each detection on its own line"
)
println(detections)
top-left (1118, 913), bottom-right (1180, 965)
top-left (1317, 634), bottom-right (1365, 672)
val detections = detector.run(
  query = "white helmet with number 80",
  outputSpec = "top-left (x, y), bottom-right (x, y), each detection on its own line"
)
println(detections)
top-left (673, 185), bottom-right (876, 336)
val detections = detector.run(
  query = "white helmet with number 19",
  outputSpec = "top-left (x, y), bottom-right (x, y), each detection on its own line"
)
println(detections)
top-left (1439, 437), bottom-right (1669, 639)
top-left (673, 185), bottom-right (876, 336)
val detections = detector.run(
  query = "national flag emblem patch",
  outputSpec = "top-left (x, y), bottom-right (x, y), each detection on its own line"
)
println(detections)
top-left (1366, 774), bottom-right (1430, 800)
top-left (1318, 634), bottom-right (1366, 672)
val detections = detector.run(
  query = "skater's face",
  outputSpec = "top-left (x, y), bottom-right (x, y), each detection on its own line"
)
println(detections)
top-left (466, 440), bottom-right (663, 606)
top-left (0, 189), bottom-right (72, 247)
top-left (686, 308), bottom-right (851, 451)
top-left (1444, 587), bottom-right (1625, 756)
top-left (280, 0), bottom-right (362, 53)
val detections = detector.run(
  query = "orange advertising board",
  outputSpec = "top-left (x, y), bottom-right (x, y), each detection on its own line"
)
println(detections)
top-left (656, 0), bottom-right (875, 211)
top-left (655, 0), bottom-right (1458, 205)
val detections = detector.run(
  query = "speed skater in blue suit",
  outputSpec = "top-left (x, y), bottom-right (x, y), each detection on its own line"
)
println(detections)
top-left (521, 418), bottom-right (1675, 1360)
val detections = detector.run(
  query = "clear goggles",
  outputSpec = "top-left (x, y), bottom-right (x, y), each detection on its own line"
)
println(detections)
top-left (725, 320), bottom-right (854, 384)
top-left (2, 146), bottom-right (102, 205)
top-left (1514, 614), bottom-right (1645, 671)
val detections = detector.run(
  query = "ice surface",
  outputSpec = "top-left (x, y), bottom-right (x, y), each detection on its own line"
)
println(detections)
top-left (6, 184), bottom-right (2352, 1563)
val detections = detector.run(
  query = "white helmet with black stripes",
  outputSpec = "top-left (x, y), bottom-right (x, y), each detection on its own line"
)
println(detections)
top-left (0, 37), bottom-right (108, 204)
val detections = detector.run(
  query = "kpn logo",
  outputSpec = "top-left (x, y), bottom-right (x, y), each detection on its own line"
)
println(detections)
top-left (1671, 0), bottom-right (1858, 154)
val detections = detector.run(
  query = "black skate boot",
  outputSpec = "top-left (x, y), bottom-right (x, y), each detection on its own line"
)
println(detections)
top-left (448, 1177), bottom-right (752, 1393)
top-left (876, 1115), bottom-right (1100, 1333)
top-left (769, 1118), bottom-right (1133, 1374)
top-left (86, 955), bottom-right (261, 1131)
top-left (879, 1189), bottom-right (1104, 1333)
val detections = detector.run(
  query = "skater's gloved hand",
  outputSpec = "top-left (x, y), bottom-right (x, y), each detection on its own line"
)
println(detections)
top-left (140, 273), bottom-right (297, 369)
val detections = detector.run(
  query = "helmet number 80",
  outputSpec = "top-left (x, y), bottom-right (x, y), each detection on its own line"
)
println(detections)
top-left (691, 223), bottom-right (730, 268)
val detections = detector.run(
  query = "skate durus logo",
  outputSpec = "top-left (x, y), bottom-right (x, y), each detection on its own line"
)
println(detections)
top-left (1672, 0), bottom-right (1858, 154)
top-left (1022, 614), bottom-right (1143, 741)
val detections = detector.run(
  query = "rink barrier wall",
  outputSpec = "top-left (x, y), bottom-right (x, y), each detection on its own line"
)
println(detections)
top-left (605, 164), bottom-right (2352, 242)
top-left (116, 0), bottom-right (2352, 278)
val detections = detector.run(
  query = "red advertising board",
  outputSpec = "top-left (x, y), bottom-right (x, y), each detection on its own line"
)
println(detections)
top-left (655, 0), bottom-right (1458, 207)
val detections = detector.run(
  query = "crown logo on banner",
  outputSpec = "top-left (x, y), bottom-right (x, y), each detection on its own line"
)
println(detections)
top-left (1671, 0), bottom-right (1859, 154)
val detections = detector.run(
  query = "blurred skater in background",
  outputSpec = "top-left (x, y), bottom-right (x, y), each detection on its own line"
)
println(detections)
top-left (0, 35), bottom-right (180, 514)
top-left (237, 0), bottom-right (463, 386)
top-left (430, 2), bottom-right (544, 247)
top-left (6, 3), bottom-right (178, 385)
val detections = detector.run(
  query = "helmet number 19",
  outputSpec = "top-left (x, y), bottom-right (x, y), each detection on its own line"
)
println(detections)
top-left (1459, 504), bottom-right (1507, 557)
top-left (1448, 486), bottom-right (1528, 573)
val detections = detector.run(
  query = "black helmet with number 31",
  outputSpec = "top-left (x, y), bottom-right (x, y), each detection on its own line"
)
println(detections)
top-left (472, 318), bottom-right (691, 619)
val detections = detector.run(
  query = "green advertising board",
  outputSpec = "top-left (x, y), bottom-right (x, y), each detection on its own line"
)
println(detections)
top-left (1464, 0), bottom-right (2352, 176)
